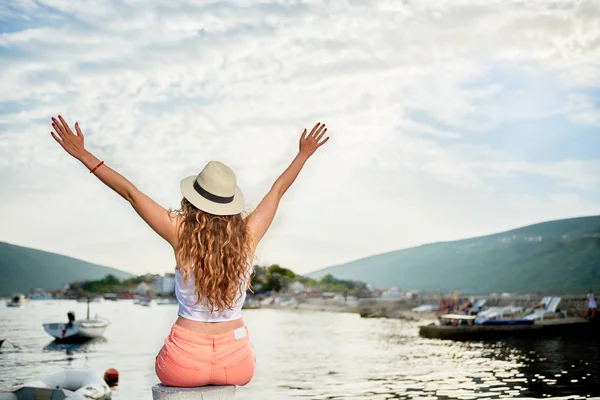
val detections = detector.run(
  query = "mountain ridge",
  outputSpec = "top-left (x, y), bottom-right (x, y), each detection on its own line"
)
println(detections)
top-left (307, 215), bottom-right (600, 293)
top-left (0, 241), bottom-right (134, 297)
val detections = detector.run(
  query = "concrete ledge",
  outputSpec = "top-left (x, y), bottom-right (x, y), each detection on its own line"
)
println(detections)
top-left (152, 384), bottom-right (236, 400)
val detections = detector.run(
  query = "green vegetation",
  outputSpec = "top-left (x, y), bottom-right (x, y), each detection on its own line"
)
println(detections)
top-left (0, 242), bottom-right (133, 297)
top-left (307, 215), bottom-right (600, 294)
top-left (250, 264), bottom-right (296, 293)
top-left (75, 274), bottom-right (144, 294)
top-left (250, 265), bottom-right (368, 295)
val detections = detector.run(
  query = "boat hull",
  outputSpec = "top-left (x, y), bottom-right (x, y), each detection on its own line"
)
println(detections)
top-left (419, 317), bottom-right (595, 341)
top-left (5, 302), bottom-right (26, 308)
top-left (0, 369), bottom-right (111, 400)
top-left (43, 319), bottom-right (109, 342)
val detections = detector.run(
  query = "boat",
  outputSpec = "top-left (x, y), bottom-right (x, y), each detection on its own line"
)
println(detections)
top-left (29, 290), bottom-right (53, 300)
top-left (156, 298), bottom-right (177, 305)
top-left (476, 318), bottom-right (534, 326)
top-left (43, 298), bottom-right (109, 342)
top-left (419, 317), bottom-right (594, 340)
top-left (43, 318), bottom-right (110, 341)
top-left (0, 339), bottom-right (4, 349)
top-left (78, 296), bottom-right (104, 303)
top-left (438, 313), bottom-right (477, 325)
top-left (0, 369), bottom-right (111, 400)
top-left (138, 298), bottom-right (156, 307)
top-left (6, 293), bottom-right (27, 308)
top-left (411, 304), bottom-right (439, 313)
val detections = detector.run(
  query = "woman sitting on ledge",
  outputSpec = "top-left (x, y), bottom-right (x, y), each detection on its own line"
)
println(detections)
top-left (50, 115), bottom-right (329, 387)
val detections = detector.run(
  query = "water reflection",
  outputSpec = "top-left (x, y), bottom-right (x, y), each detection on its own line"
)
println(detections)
top-left (43, 337), bottom-right (108, 357)
top-left (2, 304), bottom-right (599, 399)
top-left (358, 322), bottom-right (600, 400)
top-left (489, 337), bottom-right (600, 398)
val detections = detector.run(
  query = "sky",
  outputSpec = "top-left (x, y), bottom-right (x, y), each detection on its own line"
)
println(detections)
top-left (0, 0), bottom-right (599, 276)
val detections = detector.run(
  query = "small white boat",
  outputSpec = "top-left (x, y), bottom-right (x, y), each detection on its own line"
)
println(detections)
top-left (78, 296), bottom-right (104, 303)
top-left (156, 298), bottom-right (177, 305)
top-left (43, 318), bottom-right (109, 341)
top-left (0, 369), bottom-right (111, 400)
top-left (6, 294), bottom-right (28, 308)
top-left (44, 301), bottom-right (109, 341)
top-left (139, 298), bottom-right (156, 307)
top-left (411, 304), bottom-right (439, 313)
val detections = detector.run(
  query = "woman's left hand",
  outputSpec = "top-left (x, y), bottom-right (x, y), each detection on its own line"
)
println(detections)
top-left (50, 115), bottom-right (87, 160)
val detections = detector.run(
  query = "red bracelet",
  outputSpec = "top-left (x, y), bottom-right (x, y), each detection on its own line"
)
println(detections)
top-left (90, 161), bottom-right (104, 174)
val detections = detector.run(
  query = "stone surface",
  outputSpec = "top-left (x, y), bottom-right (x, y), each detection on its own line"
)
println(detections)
top-left (152, 384), bottom-right (236, 400)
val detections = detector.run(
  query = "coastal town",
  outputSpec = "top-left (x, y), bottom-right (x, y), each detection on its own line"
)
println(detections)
top-left (5, 263), bottom-right (597, 342)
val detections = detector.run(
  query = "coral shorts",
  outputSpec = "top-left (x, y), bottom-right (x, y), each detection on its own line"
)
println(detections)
top-left (155, 323), bottom-right (255, 387)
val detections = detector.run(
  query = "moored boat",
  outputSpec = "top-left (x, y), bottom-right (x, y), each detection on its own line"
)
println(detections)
top-left (78, 296), bottom-right (104, 303)
top-left (420, 317), bottom-right (594, 340)
top-left (138, 298), bottom-right (156, 307)
top-left (156, 298), bottom-right (177, 305)
top-left (43, 299), bottom-right (110, 342)
top-left (6, 294), bottom-right (27, 308)
top-left (43, 318), bottom-right (110, 341)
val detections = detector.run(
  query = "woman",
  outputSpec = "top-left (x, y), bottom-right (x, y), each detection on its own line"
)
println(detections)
top-left (585, 290), bottom-right (597, 321)
top-left (50, 115), bottom-right (329, 386)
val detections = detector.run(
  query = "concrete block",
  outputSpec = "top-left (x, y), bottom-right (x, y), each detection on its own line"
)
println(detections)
top-left (152, 384), bottom-right (236, 400)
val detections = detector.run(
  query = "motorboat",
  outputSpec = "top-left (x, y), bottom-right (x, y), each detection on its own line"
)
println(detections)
top-left (138, 298), bottom-right (156, 307)
top-left (475, 318), bottom-right (534, 326)
top-left (6, 294), bottom-right (27, 308)
top-left (43, 299), bottom-right (109, 341)
top-left (0, 369), bottom-right (111, 400)
top-left (411, 304), bottom-right (439, 313)
top-left (43, 318), bottom-right (109, 341)
top-left (78, 296), bottom-right (104, 303)
top-left (156, 298), bottom-right (177, 305)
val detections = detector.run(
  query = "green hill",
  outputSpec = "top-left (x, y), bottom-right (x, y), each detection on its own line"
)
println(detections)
top-left (307, 216), bottom-right (600, 294)
top-left (0, 242), bottom-right (134, 297)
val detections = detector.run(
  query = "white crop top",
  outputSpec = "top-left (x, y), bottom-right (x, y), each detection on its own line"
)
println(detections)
top-left (174, 263), bottom-right (251, 322)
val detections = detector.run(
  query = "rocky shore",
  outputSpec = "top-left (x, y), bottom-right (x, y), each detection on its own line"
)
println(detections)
top-left (357, 294), bottom-right (593, 320)
top-left (252, 293), bottom-right (594, 323)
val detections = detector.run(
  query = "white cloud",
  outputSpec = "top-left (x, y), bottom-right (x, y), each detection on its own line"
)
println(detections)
top-left (0, 0), bottom-right (599, 275)
top-left (566, 93), bottom-right (600, 126)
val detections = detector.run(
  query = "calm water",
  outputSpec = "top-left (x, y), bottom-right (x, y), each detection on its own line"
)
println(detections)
top-left (0, 300), bottom-right (598, 399)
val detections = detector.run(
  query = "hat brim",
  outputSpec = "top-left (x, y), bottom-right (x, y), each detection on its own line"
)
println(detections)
top-left (180, 176), bottom-right (245, 216)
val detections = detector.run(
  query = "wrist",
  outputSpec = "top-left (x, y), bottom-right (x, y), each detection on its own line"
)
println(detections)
top-left (296, 151), bottom-right (310, 162)
top-left (78, 150), bottom-right (93, 163)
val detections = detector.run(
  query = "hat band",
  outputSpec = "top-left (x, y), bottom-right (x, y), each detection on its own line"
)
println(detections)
top-left (193, 180), bottom-right (234, 204)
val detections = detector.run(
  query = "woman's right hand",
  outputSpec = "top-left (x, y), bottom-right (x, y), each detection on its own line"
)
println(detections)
top-left (299, 122), bottom-right (329, 158)
top-left (50, 115), bottom-right (87, 160)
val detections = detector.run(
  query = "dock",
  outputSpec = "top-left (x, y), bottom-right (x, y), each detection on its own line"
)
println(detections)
top-left (419, 317), bottom-right (595, 340)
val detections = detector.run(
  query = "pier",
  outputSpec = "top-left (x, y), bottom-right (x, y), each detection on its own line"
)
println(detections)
top-left (419, 317), bottom-right (595, 340)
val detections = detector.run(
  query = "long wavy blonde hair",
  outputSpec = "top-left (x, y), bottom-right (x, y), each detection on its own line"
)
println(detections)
top-left (173, 198), bottom-right (253, 312)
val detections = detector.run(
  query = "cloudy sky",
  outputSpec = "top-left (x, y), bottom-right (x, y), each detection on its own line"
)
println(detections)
top-left (1, 0), bottom-right (599, 276)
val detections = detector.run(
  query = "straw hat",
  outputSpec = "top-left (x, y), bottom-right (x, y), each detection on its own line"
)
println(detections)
top-left (180, 161), bottom-right (245, 216)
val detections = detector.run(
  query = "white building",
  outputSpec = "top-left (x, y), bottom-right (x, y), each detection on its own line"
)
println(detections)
top-left (289, 281), bottom-right (305, 294)
top-left (153, 273), bottom-right (176, 295)
top-left (381, 287), bottom-right (402, 298)
top-left (137, 282), bottom-right (151, 295)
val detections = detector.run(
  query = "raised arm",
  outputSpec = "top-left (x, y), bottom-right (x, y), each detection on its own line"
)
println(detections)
top-left (246, 122), bottom-right (329, 249)
top-left (50, 115), bottom-right (178, 248)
